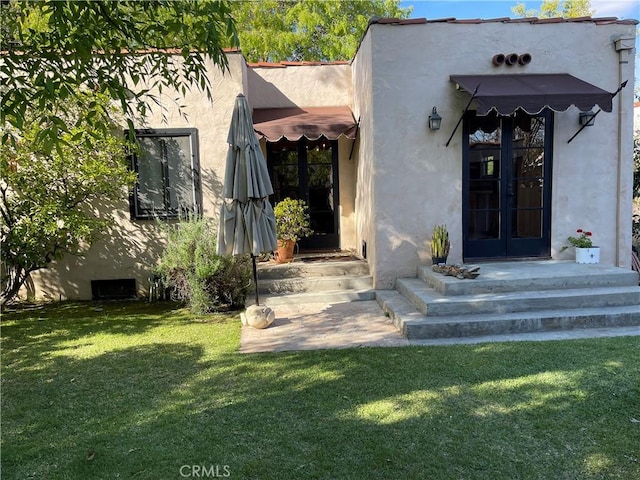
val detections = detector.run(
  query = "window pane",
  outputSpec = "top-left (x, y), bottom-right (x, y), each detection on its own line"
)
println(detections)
top-left (164, 136), bottom-right (194, 214)
top-left (137, 137), bottom-right (166, 214)
top-left (132, 131), bottom-right (198, 218)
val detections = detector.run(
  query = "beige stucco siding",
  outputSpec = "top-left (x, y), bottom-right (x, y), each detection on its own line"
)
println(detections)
top-left (247, 64), bottom-right (352, 108)
top-left (364, 21), bottom-right (636, 288)
top-left (250, 62), bottom-right (358, 252)
top-left (29, 53), bottom-right (247, 300)
top-left (27, 54), bottom-right (360, 300)
top-left (351, 31), bottom-right (377, 279)
top-left (22, 20), bottom-right (637, 300)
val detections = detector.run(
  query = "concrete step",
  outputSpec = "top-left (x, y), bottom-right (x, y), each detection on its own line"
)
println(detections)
top-left (376, 290), bottom-right (640, 340)
top-left (257, 258), bottom-right (370, 280)
top-left (420, 261), bottom-right (639, 296)
top-left (253, 289), bottom-right (377, 307)
top-left (258, 274), bottom-right (373, 294)
top-left (396, 277), bottom-right (640, 316)
top-left (248, 254), bottom-right (374, 307)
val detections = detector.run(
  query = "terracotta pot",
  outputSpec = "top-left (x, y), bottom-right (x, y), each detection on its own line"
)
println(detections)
top-left (276, 239), bottom-right (295, 263)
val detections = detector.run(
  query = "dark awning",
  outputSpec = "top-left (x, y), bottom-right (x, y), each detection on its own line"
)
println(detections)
top-left (450, 74), bottom-right (614, 116)
top-left (253, 106), bottom-right (357, 142)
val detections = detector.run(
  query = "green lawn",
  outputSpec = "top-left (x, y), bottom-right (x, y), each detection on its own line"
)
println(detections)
top-left (2, 301), bottom-right (639, 479)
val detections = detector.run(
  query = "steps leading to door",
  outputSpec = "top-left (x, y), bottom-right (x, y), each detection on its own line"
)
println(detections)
top-left (249, 255), bottom-right (375, 306)
top-left (377, 261), bottom-right (640, 340)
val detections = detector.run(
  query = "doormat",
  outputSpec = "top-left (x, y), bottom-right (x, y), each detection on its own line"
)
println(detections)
top-left (299, 254), bottom-right (359, 263)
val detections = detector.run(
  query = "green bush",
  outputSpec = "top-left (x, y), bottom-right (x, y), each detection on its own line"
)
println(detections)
top-left (156, 217), bottom-right (252, 314)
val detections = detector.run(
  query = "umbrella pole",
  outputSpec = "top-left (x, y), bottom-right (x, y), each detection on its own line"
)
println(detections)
top-left (251, 254), bottom-right (259, 305)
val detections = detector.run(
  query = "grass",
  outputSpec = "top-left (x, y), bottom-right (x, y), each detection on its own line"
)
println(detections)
top-left (2, 301), bottom-right (639, 479)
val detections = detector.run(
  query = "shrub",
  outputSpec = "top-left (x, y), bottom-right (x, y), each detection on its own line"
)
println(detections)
top-left (274, 197), bottom-right (313, 242)
top-left (156, 217), bottom-right (252, 314)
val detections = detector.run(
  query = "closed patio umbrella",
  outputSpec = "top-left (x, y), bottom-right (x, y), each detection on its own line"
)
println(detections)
top-left (217, 93), bottom-right (278, 305)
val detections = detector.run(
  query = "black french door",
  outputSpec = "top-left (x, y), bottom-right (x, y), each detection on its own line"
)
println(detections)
top-left (463, 110), bottom-right (553, 260)
top-left (267, 138), bottom-right (339, 250)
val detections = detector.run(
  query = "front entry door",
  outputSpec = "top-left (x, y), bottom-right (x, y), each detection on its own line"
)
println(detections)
top-left (267, 138), bottom-right (339, 250)
top-left (463, 110), bottom-right (553, 260)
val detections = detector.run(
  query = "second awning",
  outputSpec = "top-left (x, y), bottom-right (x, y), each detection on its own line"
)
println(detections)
top-left (253, 106), bottom-right (357, 142)
top-left (450, 73), bottom-right (614, 116)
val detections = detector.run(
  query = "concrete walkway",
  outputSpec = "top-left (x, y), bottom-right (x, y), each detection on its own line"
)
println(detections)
top-left (239, 299), bottom-right (640, 353)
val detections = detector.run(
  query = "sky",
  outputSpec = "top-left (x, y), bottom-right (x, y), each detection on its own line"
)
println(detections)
top-left (399, 0), bottom-right (639, 21)
top-left (399, 0), bottom-right (639, 89)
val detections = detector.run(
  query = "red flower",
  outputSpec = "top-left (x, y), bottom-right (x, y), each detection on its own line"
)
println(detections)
top-left (586, 232), bottom-right (592, 236)
top-left (577, 229), bottom-right (583, 233)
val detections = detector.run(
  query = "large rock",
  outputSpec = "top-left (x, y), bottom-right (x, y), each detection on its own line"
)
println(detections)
top-left (241, 305), bottom-right (275, 329)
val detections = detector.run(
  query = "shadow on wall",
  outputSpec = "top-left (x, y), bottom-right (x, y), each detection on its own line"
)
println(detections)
top-left (245, 64), bottom-right (352, 109)
top-left (31, 166), bottom-right (228, 301)
top-left (30, 205), bottom-right (163, 301)
top-left (246, 68), bottom-right (297, 109)
top-left (200, 164), bottom-right (225, 217)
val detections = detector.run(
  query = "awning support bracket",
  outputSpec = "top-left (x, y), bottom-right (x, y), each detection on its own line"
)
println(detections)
top-left (567, 80), bottom-right (628, 144)
top-left (445, 85), bottom-right (479, 147)
top-left (349, 116), bottom-right (361, 160)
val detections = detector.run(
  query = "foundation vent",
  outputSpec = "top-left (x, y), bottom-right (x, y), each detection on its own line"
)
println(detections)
top-left (91, 279), bottom-right (137, 300)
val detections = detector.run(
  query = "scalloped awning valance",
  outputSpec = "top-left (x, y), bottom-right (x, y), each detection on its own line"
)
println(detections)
top-left (450, 74), bottom-right (614, 116)
top-left (253, 106), bottom-right (357, 142)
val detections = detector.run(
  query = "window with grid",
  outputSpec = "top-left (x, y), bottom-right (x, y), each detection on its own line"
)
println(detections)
top-left (128, 129), bottom-right (201, 220)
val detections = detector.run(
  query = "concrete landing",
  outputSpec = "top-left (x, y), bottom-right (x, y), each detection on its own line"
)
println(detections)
top-left (238, 299), bottom-right (640, 353)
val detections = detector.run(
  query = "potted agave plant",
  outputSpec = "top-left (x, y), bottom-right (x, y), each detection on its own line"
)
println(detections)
top-left (273, 197), bottom-right (313, 263)
top-left (431, 224), bottom-right (450, 265)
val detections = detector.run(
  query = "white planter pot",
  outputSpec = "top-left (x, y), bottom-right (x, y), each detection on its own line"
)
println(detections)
top-left (575, 247), bottom-right (600, 264)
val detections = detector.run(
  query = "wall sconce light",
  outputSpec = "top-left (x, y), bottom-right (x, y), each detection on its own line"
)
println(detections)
top-left (428, 106), bottom-right (442, 131)
top-left (579, 110), bottom-right (596, 126)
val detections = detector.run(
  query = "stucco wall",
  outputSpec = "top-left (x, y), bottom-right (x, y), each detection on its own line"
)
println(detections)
top-left (26, 53), bottom-right (360, 301)
top-left (249, 62), bottom-right (358, 251)
top-left (29, 53), bottom-right (247, 301)
top-left (23, 21), bottom-right (637, 299)
top-left (363, 20), bottom-right (636, 288)
top-left (247, 64), bottom-right (352, 108)
top-left (351, 31), bottom-right (378, 279)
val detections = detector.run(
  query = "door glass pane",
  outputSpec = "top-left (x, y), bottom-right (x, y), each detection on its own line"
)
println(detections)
top-left (469, 210), bottom-right (500, 239)
top-left (306, 140), bottom-right (334, 235)
top-left (512, 209), bottom-right (542, 238)
top-left (271, 146), bottom-right (299, 201)
top-left (468, 114), bottom-right (502, 241)
top-left (513, 114), bottom-right (545, 147)
top-left (513, 149), bottom-right (543, 178)
top-left (470, 150), bottom-right (500, 180)
top-left (513, 179), bottom-right (543, 209)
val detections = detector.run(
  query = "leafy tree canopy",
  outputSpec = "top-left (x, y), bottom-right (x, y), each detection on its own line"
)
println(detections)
top-left (0, 93), bottom-right (137, 305)
top-left (1, 0), bottom-right (237, 154)
top-left (228, 0), bottom-right (411, 63)
top-left (512, 0), bottom-right (593, 18)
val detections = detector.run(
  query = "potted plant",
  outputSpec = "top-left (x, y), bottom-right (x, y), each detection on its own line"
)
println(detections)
top-left (431, 224), bottom-right (450, 265)
top-left (560, 228), bottom-right (600, 264)
top-left (273, 197), bottom-right (313, 263)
